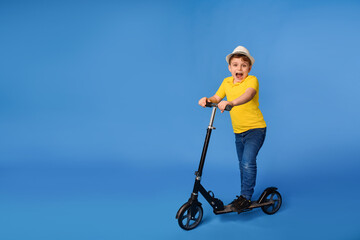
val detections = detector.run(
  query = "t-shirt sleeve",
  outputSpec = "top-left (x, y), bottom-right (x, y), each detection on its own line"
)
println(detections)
top-left (246, 76), bottom-right (259, 91)
top-left (215, 79), bottom-right (227, 98)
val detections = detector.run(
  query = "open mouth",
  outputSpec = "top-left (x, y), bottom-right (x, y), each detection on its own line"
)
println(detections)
top-left (236, 73), bottom-right (244, 78)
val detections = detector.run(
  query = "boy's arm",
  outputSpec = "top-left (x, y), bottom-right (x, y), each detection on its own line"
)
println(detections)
top-left (208, 95), bottom-right (222, 103)
top-left (217, 88), bottom-right (256, 112)
top-left (230, 88), bottom-right (256, 106)
top-left (198, 95), bottom-right (222, 107)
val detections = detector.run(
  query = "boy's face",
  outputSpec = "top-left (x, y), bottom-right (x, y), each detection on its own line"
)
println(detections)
top-left (228, 57), bottom-right (252, 82)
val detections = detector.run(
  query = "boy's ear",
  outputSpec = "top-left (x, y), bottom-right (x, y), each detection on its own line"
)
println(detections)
top-left (249, 65), bottom-right (252, 72)
top-left (228, 64), bottom-right (231, 72)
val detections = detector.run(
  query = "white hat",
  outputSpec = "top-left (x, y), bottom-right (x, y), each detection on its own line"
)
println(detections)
top-left (226, 46), bottom-right (255, 65)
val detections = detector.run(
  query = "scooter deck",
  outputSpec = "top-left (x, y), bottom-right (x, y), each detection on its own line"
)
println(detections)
top-left (214, 200), bottom-right (275, 215)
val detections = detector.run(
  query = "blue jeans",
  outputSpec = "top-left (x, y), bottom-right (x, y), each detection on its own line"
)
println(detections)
top-left (235, 128), bottom-right (266, 200)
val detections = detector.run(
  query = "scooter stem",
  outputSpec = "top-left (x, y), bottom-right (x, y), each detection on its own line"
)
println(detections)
top-left (197, 107), bottom-right (217, 177)
top-left (208, 107), bottom-right (217, 129)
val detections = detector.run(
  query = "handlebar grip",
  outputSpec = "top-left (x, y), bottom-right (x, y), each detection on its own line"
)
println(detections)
top-left (205, 102), bottom-right (232, 111)
top-left (225, 105), bottom-right (233, 111)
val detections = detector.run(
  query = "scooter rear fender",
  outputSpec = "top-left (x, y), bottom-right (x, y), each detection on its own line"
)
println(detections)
top-left (257, 187), bottom-right (278, 204)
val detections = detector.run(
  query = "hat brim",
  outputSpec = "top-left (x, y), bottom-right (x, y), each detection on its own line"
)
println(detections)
top-left (226, 51), bottom-right (255, 65)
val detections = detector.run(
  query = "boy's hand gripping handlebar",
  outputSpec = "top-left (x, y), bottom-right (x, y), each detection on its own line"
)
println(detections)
top-left (205, 102), bottom-right (233, 111)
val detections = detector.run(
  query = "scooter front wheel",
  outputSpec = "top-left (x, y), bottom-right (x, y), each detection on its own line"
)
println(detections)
top-left (261, 190), bottom-right (282, 215)
top-left (177, 203), bottom-right (203, 230)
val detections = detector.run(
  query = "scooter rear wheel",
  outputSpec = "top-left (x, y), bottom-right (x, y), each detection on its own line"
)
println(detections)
top-left (261, 190), bottom-right (282, 215)
top-left (177, 203), bottom-right (203, 230)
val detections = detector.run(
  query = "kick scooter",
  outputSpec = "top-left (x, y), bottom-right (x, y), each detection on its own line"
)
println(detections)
top-left (176, 102), bottom-right (282, 230)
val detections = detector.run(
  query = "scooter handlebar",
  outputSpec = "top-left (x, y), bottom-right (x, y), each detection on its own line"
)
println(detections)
top-left (205, 102), bottom-right (233, 111)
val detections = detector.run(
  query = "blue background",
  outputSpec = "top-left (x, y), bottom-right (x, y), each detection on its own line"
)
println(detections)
top-left (1, 0), bottom-right (360, 239)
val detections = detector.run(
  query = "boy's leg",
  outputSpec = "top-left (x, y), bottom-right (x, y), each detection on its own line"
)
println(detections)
top-left (231, 133), bottom-right (249, 211)
top-left (235, 133), bottom-right (244, 187)
top-left (240, 128), bottom-right (266, 200)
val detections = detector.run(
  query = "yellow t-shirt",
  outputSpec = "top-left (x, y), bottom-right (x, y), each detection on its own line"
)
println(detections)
top-left (215, 75), bottom-right (266, 133)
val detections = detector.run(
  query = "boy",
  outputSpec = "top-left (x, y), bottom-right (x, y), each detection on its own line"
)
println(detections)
top-left (198, 46), bottom-right (266, 211)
